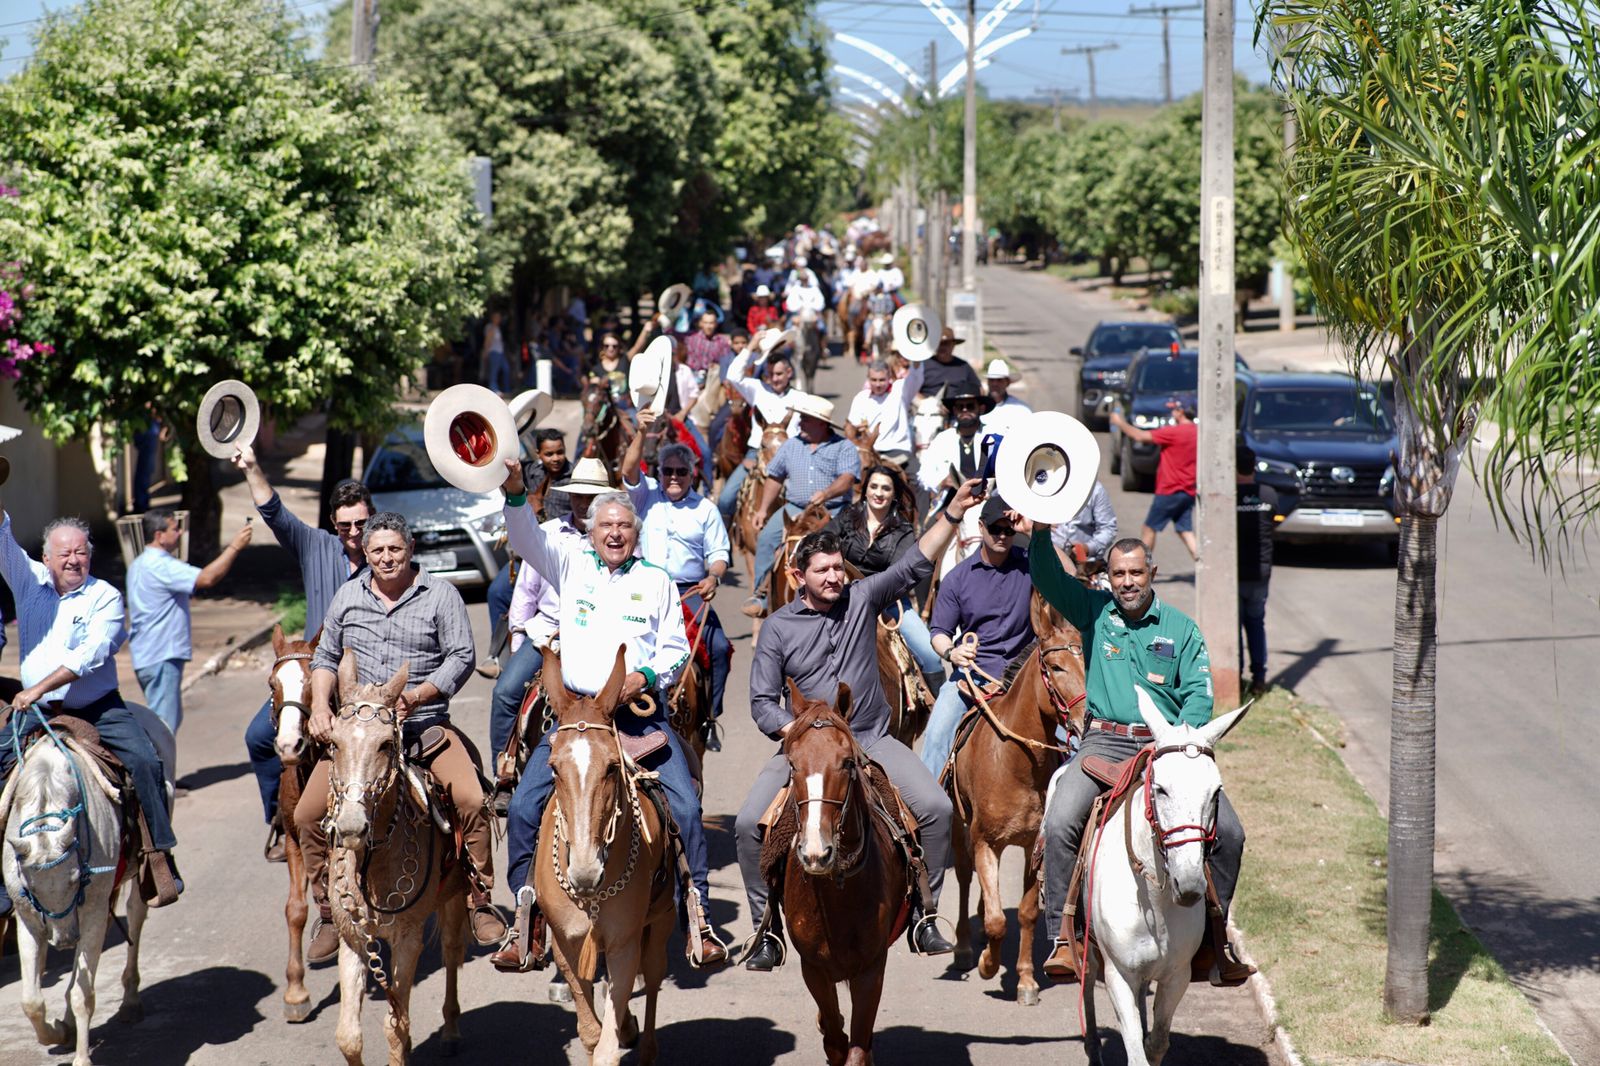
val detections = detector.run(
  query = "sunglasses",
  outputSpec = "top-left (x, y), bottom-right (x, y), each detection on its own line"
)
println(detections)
top-left (659, 466), bottom-right (692, 477)
top-left (985, 522), bottom-right (1015, 536)
top-left (951, 402), bottom-right (979, 412)
top-left (334, 519), bottom-right (368, 534)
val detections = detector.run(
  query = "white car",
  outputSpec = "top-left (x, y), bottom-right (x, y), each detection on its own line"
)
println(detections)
top-left (364, 425), bottom-right (514, 588)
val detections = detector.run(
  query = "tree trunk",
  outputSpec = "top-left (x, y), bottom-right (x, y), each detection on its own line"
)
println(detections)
top-left (318, 427), bottom-right (357, 534)
top-left (1383, 511), bottom-right (1436, 1023)
top-left (180, 442), bottom-right (223, 561)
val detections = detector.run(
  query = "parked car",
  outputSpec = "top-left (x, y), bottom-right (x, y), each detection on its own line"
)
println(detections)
top-left (1107, 347), bottom-right (1248, 491)
top-left (1071, 321), bottom-right (1183, 427)
top-left (364, 424), bottom-right (515, 589)
top-left (1240, 372), bottom-right (1399, 542)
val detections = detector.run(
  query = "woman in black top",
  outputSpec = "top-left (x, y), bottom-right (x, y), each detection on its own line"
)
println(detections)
top-left (825, 464), bottom-right (943, 685)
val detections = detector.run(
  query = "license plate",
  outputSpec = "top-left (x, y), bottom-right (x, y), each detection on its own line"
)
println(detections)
top-left (415, 551), bottom-right (455, 571)
top-left (1319, 511), bottom-right (1365, 527)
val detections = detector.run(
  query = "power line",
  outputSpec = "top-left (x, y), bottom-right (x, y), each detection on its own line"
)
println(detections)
top-left (1128, 2), bottom-right (1202, 102)
top-left (1060, 41), bottom-right (1119, 118)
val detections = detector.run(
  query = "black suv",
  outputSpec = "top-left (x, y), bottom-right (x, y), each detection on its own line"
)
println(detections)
top-left (1071, 321), bottom-right (1182, 427)
top-left (1240, 372), bottom-right (1399, 542)
top-left (1107, 347), bottom-right (1248, 491)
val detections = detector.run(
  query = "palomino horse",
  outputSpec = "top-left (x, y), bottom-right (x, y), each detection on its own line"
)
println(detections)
top-left (948, 593), bottom-right (1086, 1006)
top-left (778, 681), bottom-right (909, 1066)
top-left (536, 647), bottom-right (676, 1066)
top-left (1, 712), bottom-right (149, 1066)
top-left (579, 377), bottom-right (628, 479)
top-left (266, 624), bottom-right (321, 1023)
top-left (325, 653), bottom-right (469, 1066)
top-left (1077, 688), bottom-right (1249, 1066)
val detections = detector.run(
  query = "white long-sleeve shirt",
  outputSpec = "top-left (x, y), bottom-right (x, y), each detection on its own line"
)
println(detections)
top-left (507, 517), bottom-right (587, 652)
top-left (724, 346), bottom-right (803, 449)
top-left (917, 425), bottom-right (986, 493)
top-left (504, 502), bottom-right (689, 696)
top-left (981, 394), bottom-right (1033, 436)
top-left (846, 361), bottom-right (923, 455)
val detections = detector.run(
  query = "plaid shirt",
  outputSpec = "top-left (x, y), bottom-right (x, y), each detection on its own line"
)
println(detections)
top-left (766, 433), bottom-right (862, 511)
top-left (684, 330), bottom-right (732, 378)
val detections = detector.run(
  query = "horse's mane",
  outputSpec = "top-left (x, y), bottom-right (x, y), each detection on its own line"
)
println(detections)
top-left (782, 690), bottom-right (863, 760)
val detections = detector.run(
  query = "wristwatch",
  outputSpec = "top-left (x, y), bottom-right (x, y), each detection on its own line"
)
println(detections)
top-left (941, 507), bottom-right (961, 525)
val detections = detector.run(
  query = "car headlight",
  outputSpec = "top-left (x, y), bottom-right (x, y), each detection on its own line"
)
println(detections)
top-left (1132, 413), bottom-right (1163, 429)
top-left (1380, 463), bottom-right (1395, 497)
top-left (1255, 457), bottom-right (1302, 488)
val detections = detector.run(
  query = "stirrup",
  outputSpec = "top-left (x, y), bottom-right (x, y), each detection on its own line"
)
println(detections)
top-left (504, 887), bottom-right (547, 972)
top-left (737, 929), bottom-right (786, 969)
top-left (906, 912), bottom-right (956, 955)
top-left (687, 924), bottom-right (730, 969)
top-left (700, 718), bottom-right (724, 753)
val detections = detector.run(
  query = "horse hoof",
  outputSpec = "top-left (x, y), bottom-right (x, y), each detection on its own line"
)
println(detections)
top-left (1018, 986), bottom-right (1040, 1007)
top-left (977, 954), bottom-right (1000, 981)
top-left (115, 1002), bottom-right (145, 1025)
top-left (952, 947), bottom-right (974, 971)
top-left (548, 980), bottom-right (574, 1005)
top-left (283, 998), bottom-right (312, 1024)
top-left (440, 1035), bottom-right (461, 1058)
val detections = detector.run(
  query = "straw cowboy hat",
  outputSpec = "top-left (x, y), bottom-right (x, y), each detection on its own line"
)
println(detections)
top-left (554, 456), bottom-right (616, 495)
top-left (423, 383), bottom-right (519, 494)
top-left (508, 389), bottom-right (553, 435)
top-left (891, 303), bottom-right (942, 362)
top-left (787, 392), bottom-right (843, 430)
top-left (985, 358), bottom-right (1015, 380)
top-left (993, 410), bottom-right (1100, 524)
top-left (629, 335), bottom-right (675, 413)
top-left (753, 285), bottom-right (774, 299)
top-left (758, 327), bottom-right (798, 357)
top-left (196, 379), bottom-right (261, 460)
top-left (877, 252), bottom-right (896, 266)
top-left (657, 283), bottom-right (693, 325)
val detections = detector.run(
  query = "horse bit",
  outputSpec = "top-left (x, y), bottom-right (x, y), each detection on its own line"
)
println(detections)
top-left (1128, 742), bottom-right (1220, 889)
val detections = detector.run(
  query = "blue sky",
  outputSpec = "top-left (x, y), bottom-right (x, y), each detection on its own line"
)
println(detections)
top-left (1, 0), bottom-right (1275, 103)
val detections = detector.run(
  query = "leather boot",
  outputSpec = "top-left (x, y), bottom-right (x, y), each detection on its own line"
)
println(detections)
top-left (491, 889), bottom-right (547, 973)
top-left (307, 905), bottom-right (340, 965)
top-left (743, 932), bottom-right (785, 972)
top-left (469, 889), bottom-right (508, 947)
top-left (1043, 937), bottom-right (1082, 982)
top-left (687, 925), bottom-right (729, 968)
top-left (906, 906), bottom-right (954, 955)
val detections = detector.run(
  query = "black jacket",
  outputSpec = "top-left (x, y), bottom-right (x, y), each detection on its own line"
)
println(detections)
top-left (825, 511), bottom-right (917, 578)
top-left (1237, 481), bottom-right (1274, 584)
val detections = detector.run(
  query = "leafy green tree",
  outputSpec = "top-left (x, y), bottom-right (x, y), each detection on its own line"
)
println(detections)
top-left (0, 0), bottom-right (484, 550)
top-left (1261, 0), bottom-right (1599, 1020)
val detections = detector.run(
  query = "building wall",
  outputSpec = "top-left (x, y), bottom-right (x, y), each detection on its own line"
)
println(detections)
top-left (0, 379), bottom-right (110, 549)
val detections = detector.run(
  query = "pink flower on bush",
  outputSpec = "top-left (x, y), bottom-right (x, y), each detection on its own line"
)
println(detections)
top-left (0, 255), bottom-right (51, 380)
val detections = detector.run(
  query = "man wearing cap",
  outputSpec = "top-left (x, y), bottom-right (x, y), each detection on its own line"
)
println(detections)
top-left (621, 409), bottom-right (732, 748)
top-left (234, 446), bottom-right (372, 866)
top-left (489, 467), bottom-right (728, 972)
top-left (980, 358), bottom-right (1032, 436)
top-left (716, 343), bottom-right (802, 526)
top-left (743, 394), bottom-right (861, 618)
top-left (917, 328), bottom-right (982, 400)
top-left (737, 477), bottom-right (987, 970)
top-left (1023, 526), bottom-right (1252, 986)
top-left (746, 286), bottom-right (781, 335)
top-left (848, 357), bottom-right (923, 470)
top-left (917, 495), bottom-right (1038, 776)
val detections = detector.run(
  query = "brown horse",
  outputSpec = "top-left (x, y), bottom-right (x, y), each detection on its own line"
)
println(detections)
top-left (579, 377), bottom-right (628, 479)
top-left (780, 681), bottom-right (908, 1066)
top-left (326, 653), bottom-right (469, 1066)
top-left (845, 422), bottom-right (883, 473)
top-left (948, 593), bottom-right (1087, 1006)
top-left (715, 397), bottom-right (752, 482)
top-left (763, 501), bottom-right (832, 614)
top-left (266, 624), bottom-right (320, 1024)
top-left (731, 415), bottom-right (790, 587)
top-left (536, 647), bottom-right (676, 1066)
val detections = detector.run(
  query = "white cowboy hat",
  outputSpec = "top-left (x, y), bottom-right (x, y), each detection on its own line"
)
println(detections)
top-left (794, 255), bottom-right (808, 268)
top-left (993, 411), bottom-right (1101, 525)
top-left (553, 456), bottom-right (615, 495)
top-left (197, 379), bottom-right (261, 460)
top-left (892, 303), bottom-right (942, 362)
top-left (985, 358), bottom-right (1014, 380)
top-left (508, 388), bottom-right (554, 434)
top-left (753, 284), bottom-right (773, 298)
top-left (877, 252), bottom-right (896, 266)
top-left (629, 335), bottom-right (675, 413)
top-left (758, 327), bottom-right (798, 356)
top-left (423, 384), bottom-right (520, 494)
top-left (787, 392), bottom-right (842, 429)
top-left (657, 283), bottom-right (693, 325)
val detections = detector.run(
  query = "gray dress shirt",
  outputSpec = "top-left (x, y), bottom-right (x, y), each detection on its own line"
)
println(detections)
top-left (311, 565), bottom-right (475, 726)
top-left (748, 542), bottom-right (934, 740)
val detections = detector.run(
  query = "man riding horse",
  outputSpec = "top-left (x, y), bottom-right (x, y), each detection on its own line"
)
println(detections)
top-left (735, 476), bottom-right (988, 971)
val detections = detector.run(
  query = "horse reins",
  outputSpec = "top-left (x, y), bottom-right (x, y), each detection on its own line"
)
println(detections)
top-left (548, 718), bottom-right (644, 920)
top-left (952, 633), bottom-right (1085, 758)
top-left (787, 719), bottom-right (868, 882)
top-left (268, 650), bottom-right (315, 738)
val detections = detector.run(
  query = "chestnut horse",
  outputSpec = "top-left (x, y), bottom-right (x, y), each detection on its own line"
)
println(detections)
top-left (579, 377), bottom-right (628, 479)
top-left (266, 625), bottom-right (321, 1023)
top-left (730, 415), bottom-right (790, 587)
top-left (948, 593), bottom-right (1087, 1006)
top-left (715, 397), bottom-right (752, 483)
top-left (780, 681), bottom-right (909, 1066)
top-left (536, 647), bottom-right (676, 1066)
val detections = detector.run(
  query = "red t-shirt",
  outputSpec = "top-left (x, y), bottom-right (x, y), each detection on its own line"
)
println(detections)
top-left (746, 304), bottom-right (781, 335)
top-left (1149, 422), bottom-right (1198, 496)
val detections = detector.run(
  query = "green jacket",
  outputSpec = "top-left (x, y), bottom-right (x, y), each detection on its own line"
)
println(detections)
top-left (1028, 529), bottom-right (1214, 728)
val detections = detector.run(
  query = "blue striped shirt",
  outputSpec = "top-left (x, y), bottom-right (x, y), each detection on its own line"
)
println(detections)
top-left (257, 492), bottom-right (363, 638)
top-left (765, 434), bottom-right (861, 510)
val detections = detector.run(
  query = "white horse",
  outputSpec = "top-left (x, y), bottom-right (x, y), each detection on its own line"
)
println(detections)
top-left (0, 713), bottom-right (168, 1066)
top-left (1076, 687), bottom-right (1249, 1066)
top-left (911, 392), bottom-right (945, 456)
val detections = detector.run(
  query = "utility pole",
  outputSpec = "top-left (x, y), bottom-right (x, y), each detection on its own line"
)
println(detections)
top-left (925, 40), bottom-right (941, 311)
top-left (1278, 51), bottom-right (1298, 332)
top-left (351, 0), bottom-right (378, 76)
top-left (961, 0), bottom-right (978, 293)
top-left (1060, 42), bottom-right (1119, 120)
top-left (1129, 2), bottom-right (1201, 105)
top-left (1195, 0), bottom-right (1239, 707)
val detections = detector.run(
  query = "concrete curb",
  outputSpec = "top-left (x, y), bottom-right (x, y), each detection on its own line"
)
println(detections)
top-left (182, 617), bottom-right (278, 694)
top-left (1229, 916), bottom-right (1306, 1066)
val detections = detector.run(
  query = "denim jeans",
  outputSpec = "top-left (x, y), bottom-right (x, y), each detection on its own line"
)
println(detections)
top-left (919, 680), bottom-right (969, 777)
top-left (134, 658), bottom-right (186, 734)
top-left (751, 504), bottom-right (803, 599)
top-left (1239, 580), bottom-right (1270, 686)
top-left (485, 351), bottom-right (512, 395)
top-left (504, 702), bottom-right (710, 908)
top-left (679, 587), bottom-right (730, 721)
top-left (887, 599), bottom-right (942, 676)
top-left (244, 699), bottom-right (280, 824)
top-left (489, 640), bottom-right (544, 760)
top-left (716, 449), bottom-right (758, 525)
top-left (488, 564), bottom-right (514, 635)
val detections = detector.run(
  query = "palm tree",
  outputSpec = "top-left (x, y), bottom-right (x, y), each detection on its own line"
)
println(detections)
top-left (1258, 0), bottom-right (1600, 1023)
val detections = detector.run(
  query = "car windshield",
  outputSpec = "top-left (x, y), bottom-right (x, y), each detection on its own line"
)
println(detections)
top-left (1091, 325), bottom-right (1179, 356)
top-left (1135, 358), bottom-right (1198, 393)
top-left (1250, 387), bottom-right (1393, 434)
top-left (365, 433), bottom-right (448, 492)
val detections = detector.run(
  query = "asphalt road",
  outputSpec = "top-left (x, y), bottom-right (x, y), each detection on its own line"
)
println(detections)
top-left (0, 270), bottom-right (1288, 1065)
top-left (978, 264), bottom-right (1600, 1063)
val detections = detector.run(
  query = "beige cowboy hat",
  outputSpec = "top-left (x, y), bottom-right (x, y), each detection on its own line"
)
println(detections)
top-left (508, 388), bottom-right (553, 435)
top-left (423, 383), bottom-right (520, 494)
top-left (629, 335), bottom-right (675, 413)
top-left (657, 283), bottom-right (693, 325)
top-left (877, 252), bottom-right (896, 266)
top-left (993, 410), bottom-right (1101, 525)
top-left (554, 455), bottom-right (616, 495)
top-left (787, 392), bottom-right (842, 430)
top-left (758, 327), bottom-right (798, 357)
top-left (985, 358), bottom-right (1014, 380)
top-left (891, 303), bottom-right (942, 362)
top-left (196, 379), bottom-right (262, 460)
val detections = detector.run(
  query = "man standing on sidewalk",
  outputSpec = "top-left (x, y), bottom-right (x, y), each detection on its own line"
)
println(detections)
top-left (1109, 401), bottom-right (1199, 560)
top-left (1236, 445), bottom-right (1274, 695)
top-left (126, 508), bottom-right (254, 733)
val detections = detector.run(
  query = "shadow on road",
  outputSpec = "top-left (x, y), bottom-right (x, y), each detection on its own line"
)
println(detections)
top-left (83, 965), bottom-right (273, 1064)
top-left (871, 1025), bottom-right (1065, 1063)
top-left (413, 998), bottom-right (576, 1058)
top-left (657, 1014), bottom-right (797, 1064)
top-left (176, 760), bottom-right (254, 792)
top-left (1078, 1030), bottom-right (1273, 1066)
top-left (1434, 869), bottom-right (1600, 1005)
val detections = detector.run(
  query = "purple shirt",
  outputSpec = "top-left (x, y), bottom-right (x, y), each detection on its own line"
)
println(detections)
top-left (929, 546), bottom-right (1035, 678)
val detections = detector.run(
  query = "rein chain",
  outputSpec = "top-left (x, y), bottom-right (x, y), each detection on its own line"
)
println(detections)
top-left (548, 720), bottom-right (644, 921)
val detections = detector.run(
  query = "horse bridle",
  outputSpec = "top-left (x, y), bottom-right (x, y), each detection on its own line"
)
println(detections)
top-left (548, 718), bottom-right (643, 919)
top-left (325, 699), bottom-right (401, 833)
top-left (787, 719), bottom-right (867, 881)
top-left (1143, 743), bottom-right (1220, 852)
top-left (582, 385), bottom-right (616, 439)
top-left (268, 650), bottom-right (315, 731)
top-left (1037, 642), bottom-right (1088, 727)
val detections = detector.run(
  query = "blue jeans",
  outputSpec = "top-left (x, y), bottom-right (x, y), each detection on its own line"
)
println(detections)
top-left (887, 599), bottom-right (941, 676)
top-left (486, 351), bottom-right (512, 395)
top-left (920, 680), bottom-right (969, 777)
top-left (134, 658), bottom-right (186, 734)
top-left (505, 704), bottom-right (710, 909)
top-left (1239, 580), bottom-right (1270, 685)
top-left (679, 587), bottom-right (730, 721)
top-left (753, 504), bottom-right (803, 595)
top-left (0, 693), bottom-right (176, 851)
top-left (245, 699), bottom-right (281, 824)
top-left (490, 641), bottom-right (544, 760)
top-left (487, 563), bottom-right (514, 655)
top-left (716, 449), bottom-right (757, 524)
